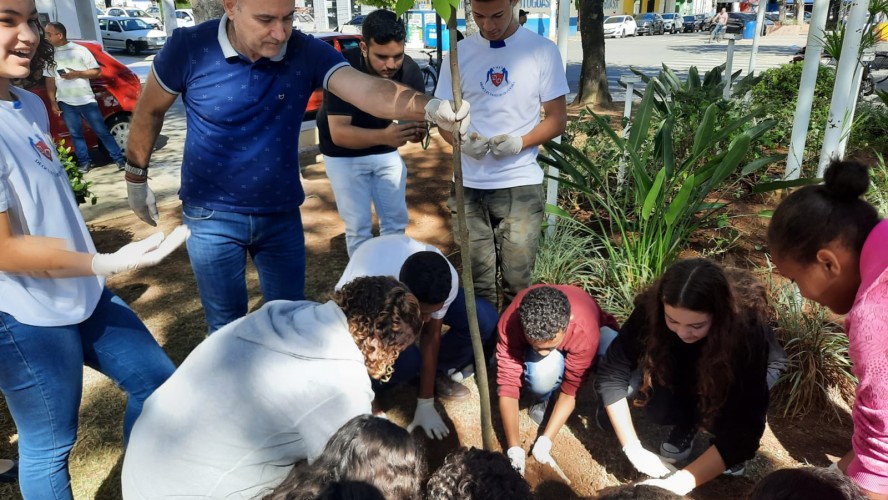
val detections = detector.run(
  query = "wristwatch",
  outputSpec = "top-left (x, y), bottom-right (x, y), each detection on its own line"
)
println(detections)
top-left (123, 160), bottom-right (148, 177)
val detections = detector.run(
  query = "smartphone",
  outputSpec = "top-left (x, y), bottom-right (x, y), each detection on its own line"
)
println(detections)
top-left (57, 69), bottom-right (67, 76)
top-left (396, 120), bottom-right (414, 125)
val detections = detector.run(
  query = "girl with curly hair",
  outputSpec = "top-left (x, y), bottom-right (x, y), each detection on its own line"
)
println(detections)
top-left (767, 160), bottom-right (887, 500)
top-left (596, 258), bottom-right (782, 496)
top-left (121, 276), bottom-right (422, 499)
top-left (0, 1), bottom-right (188, 497)
top-left (262, 415), bottom-right (425, 500)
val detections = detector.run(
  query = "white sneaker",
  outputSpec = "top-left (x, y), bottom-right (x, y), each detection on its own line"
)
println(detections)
top-left (447, 364), bottom-right (475, 383)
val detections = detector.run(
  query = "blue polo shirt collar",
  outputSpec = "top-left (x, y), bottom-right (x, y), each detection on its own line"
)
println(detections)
top-left (217, 13), bottom-right (287, 62)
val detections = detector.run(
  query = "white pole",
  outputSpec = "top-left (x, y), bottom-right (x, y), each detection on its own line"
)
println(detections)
top-left (838, 51), bottom-right (873, 157)
top-left (747, 0), bottom-right (768, 76)
top-left (784, 0), bottom-right (830, 180)
top-left (617, 75), bottom-right (641, 187)
top-left (161, 0), bottom-right (176, 37)
top-left (817, 0), bottom-right (871, 176)
top-left (723, 34), bottom-right (738, 100)
top-left (545, 0), bottom-right (571, 236)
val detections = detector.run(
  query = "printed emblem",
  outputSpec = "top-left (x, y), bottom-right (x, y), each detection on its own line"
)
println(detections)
top-left (486, 67), bottom-right (508, 87)
top-left (479, 65), bottom-right (515, 97)
top-left (30, 136), bottom-right (53, 161)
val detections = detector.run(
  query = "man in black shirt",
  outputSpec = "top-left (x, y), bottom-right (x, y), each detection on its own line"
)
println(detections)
top-left (317, 9), bottom-right (427, 257)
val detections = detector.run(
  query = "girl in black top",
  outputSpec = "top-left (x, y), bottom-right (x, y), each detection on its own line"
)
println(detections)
top-left (596, 258), bottom-right (775, 495)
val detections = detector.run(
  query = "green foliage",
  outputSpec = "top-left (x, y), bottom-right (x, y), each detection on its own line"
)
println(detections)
top-left (392, 0), bottom-right (459, 18)
top-left (867, 152), bottom-right (888, 217)
top-left (541, 78), bottom-right (780, 308)
top-left (57, 141), bottom-right (97, 206)
top-left (849, 101), bottom-right (888, 155)
top-left (767, 270), bottom-right (855, 419)
top-left (751, 62), bottom-right (836, 167)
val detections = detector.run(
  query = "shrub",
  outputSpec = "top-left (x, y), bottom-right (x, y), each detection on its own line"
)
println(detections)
top-left (57, 140), bottom-right (98, 205)
top-left (849, 102), bottom-right (888, 156)
top-left (867, 152), bottom-right (888, 217)
top-left (767, 270), bottom-right (855, 419)
top-left (751, 62), bottom-right (836, 168)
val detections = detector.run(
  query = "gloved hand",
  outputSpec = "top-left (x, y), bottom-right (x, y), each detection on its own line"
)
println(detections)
top-left (489, 134), bottom-right (523, 158)
top-left (623, 439), bottom-right (672, 478)
top-left (424, 98), bottom-right (470, 136)
top-left (460, 132), bottom-right (490, 160)
top-left (91, 225), bottom-right (190, 276)
top-left (407, 398), bottom-right (450, 440)
top-left (531, 435), bottom-right (555, 466)
top-left (638, 470), bottom-right (696, 496)
top-left (127, 180), bottom-right (159, 227)
top-left (506, 446), bottom-right (526, 476)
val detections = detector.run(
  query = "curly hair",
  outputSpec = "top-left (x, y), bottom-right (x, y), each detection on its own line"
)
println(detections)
top-left (425, 447), bottom-right (533, 500)
top-left (518, 286), bottom-right (571, 343)
top-left (334, 276), bottom-right (421, 382)
top-left (634, 259), bottom-right (769, 427)
top-left (748, 467), bottom-right (868, 500)
top-left (399, 251), bottom-right (452, 306)
top-left (263, 415), bottom-right (425, 500)
top-left (16, 20), bottom-right (54, 88)
top-left (768, 160), bottom-right (879, 266)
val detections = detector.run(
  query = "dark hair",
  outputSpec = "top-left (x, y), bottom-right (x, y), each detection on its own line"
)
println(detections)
top-left (748, 467), bottom-right (868, 500)
top-left (595, 483), bottom-right (686, 499)
top-left (263, 415), bottom-right (425, 500)
top-left (518, 286), bottom-right (571, 343)
top-left (399, 251), bottom-right (452, 306)
top-left (314, 481), bottom-right (385, 500)
top-left (519, 9), bottom-right (528, 16)
top-left (635, 259), bottom-right (768, 426)
top-left (425, 447), bottom-right (533, 500)
top-left (362, 9), bottom-right (406, 46)
top-left (334, 276), bottom-right (422, 381)
top-left (768, 160), bottom-right (880, 265)
top-left (46, 21), bottom-right (66, 38)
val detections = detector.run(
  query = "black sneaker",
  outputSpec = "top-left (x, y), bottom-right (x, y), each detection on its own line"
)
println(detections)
top-left (116, 161), bottom-right (126, 171)
top-left (659, 424), bottom-right (696, 462)
top-left (77, 163), bottom-right (91, 174)
top-left (723, 462), bottom-right (746, 476)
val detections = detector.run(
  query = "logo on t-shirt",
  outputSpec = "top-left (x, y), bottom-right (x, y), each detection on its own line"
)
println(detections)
top-left (30, 136), bottom-right (53, 161)
top-left (480, 65), bottom-right (515, 97)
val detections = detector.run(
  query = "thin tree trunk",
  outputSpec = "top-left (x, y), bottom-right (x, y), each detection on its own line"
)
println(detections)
top-left (463, 0), bottom-right (479, 36)
top-left (192, 0), bottom-right (225, 24)
top-left (572, 0), bottom-right (612, 106)
top-left (447, 7), bottom-right (495, 452)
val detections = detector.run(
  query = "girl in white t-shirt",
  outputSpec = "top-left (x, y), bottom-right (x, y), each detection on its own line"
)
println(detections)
top-left (0, 2), bottom-right (188, 497)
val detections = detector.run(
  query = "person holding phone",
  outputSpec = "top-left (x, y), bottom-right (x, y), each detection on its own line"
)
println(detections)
top-left (43, 22), bottom-right (127, 173)
top-left (317, 9), bottom-right (427, 257)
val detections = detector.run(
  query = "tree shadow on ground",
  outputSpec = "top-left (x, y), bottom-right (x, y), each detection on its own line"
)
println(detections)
top-left (766, 405), bottom-right (853, 467)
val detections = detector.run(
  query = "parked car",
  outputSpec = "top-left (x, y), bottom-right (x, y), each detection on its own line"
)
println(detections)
top-left (339, 14), bottom-right (365, 34)
top-left (293, 12), bottom-right (316, 32)
top-left (145, 5), bottom-right (161, 20)
top-left (603, 15), bottom-right (637, 38)
top-left (98, 16), bottom-right (167, 55)
top-left (661, 12), bottom-right (682, 33)
top-left (633, 12), bottom-right (665, 35)
top-left (105, 7), bottom-right (162, 29)
top-left (304, 33), bottom-right (363, 118)
top-left (23, 40), bottom-right (140, 158)
top-left (175, 9), bottom-right (195, 28)
top-left (725, 12), bottom-right (774, 36)
top-left (682, 14), bottom-right (702, 32)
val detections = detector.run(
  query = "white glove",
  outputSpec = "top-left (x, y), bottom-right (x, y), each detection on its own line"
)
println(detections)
top-left (506, 446), bottom-right (526, 476)
top-left (638, 470), bottom-right (696, 496)
top-left (623, 439), bottom-right (672, 478)
top-left (91, 225), bottom-right (190, 276)
top-left (127, 180), bottom-right (159, 227)
top-left (532, 435), bottom-right (555, 466)
top-left (407, 398), bottom-right (450, 440)
top-left (424, 98), bottom-right (470, 136)
top-left (460, 132), bottom-right (490, 160)
top-left (489, 134), bottom-right (523, 158)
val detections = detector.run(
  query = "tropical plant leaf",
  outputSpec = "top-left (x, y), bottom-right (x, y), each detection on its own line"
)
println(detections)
top-left (665, 174), bottom-right (695, 225)
top-left (741, 154), bottom-right (786, 175)
top-left (692, 103), bottom-right (718, 157)
top-left (642, 167), bottom-right (666, 220)
top-left (753, 177), bottom-right (823, 193)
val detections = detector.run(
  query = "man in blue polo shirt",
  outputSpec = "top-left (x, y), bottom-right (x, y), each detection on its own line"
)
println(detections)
top-left (124, 0), bottom-right (469, 333)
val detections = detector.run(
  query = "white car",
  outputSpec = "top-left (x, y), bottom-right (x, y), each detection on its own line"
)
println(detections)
top-left (661, 13), bottom-right (682, 34)
top-left (175, 9), bottom-right (195, 28)
top-left (603, 15), bottom-right (637, 38)
top-left (98, 16), bottom-right (166, 55)
top-left (105, 7), bottom-right (163, 30)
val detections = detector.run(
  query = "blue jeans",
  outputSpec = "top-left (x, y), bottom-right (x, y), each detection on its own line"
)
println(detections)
top-left (0, 288), bottom-right (175, 499)
top-left (324, 152), bottom-right (409, 257)
top-left (182, 204), bottom-right (306, 333)
top-left (525, 347), bottom-right (565, 401)
top-left (58, 101), bottom-right (125, 167)
top-left (378, 288), bottom-right (499, 387)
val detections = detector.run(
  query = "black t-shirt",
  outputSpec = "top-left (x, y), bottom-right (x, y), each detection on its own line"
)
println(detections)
top-left (317, 47), bottom-right (425, 158)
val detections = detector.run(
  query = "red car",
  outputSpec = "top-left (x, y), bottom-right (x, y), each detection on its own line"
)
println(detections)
top-left (23, 40), bottom-right (141, 158)
top-left (305, 33), bottom-right (362, 119)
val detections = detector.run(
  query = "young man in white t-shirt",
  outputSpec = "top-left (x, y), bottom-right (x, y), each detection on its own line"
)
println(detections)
top-left (336, 234), bottom-right (499, 440)
top-left (43, 22), bottom-right (126, 173)
top-left (434, 0), bottom-right (569, 311)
